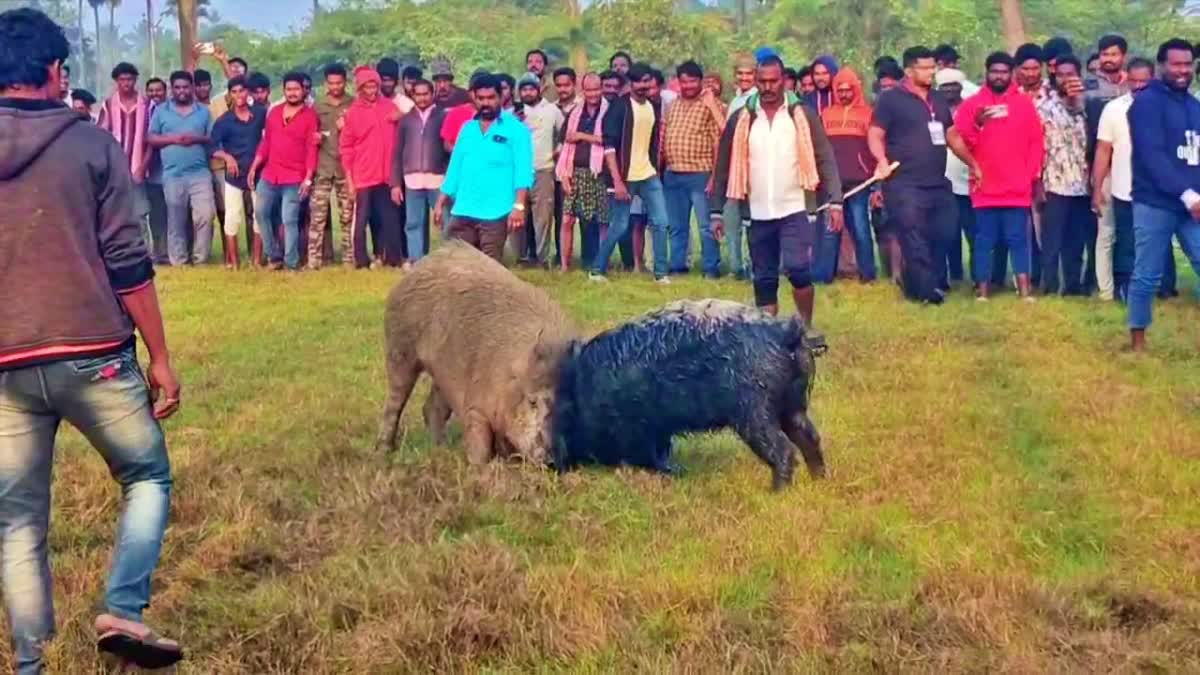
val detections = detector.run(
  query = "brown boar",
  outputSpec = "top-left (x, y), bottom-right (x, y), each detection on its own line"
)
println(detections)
top-left (374, 241), bottom-right (579, 464)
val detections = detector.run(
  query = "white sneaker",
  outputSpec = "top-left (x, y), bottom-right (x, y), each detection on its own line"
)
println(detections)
top-left (975, 295), bottom-right (989, 302)
top-left (655, 276), bottom-right (672, 285)
top-left (588, 273), bottom-right (609, 283)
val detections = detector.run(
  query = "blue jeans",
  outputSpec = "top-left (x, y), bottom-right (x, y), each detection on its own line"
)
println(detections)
top-left (1128, 202), bottom-right (1200, 329)
top-left (595, 176), bottom-right (669, 278)
top-left (254, 179), bottom-right (302, 269)
top-left (812, 213), bottom-right (839, 283)
top-left (163, 173), bottom-right (215, 266)
top-left (812, 191), bottom-right (876, 282)
top-left (404, 188), bottom-right (450, 263)
top-left (0, 346), bottom-right (171, 674)
top-left (664, 170), bottom-right (719, 275)
top-left (722, 198), bottom-right (748, 277)
top-left (974, 207), bottom-right (1031, 281)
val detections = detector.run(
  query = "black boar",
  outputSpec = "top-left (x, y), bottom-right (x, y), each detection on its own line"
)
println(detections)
top-left (551, 299), bottom-right (827, 490)
top-left (375, 241), bottom-right (579, 463)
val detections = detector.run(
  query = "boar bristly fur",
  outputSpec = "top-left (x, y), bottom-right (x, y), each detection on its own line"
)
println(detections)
top-left (375, 241), bottom-right (579, 463)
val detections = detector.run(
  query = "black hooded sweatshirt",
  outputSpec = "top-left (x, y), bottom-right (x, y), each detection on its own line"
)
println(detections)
top-left (0, 98), bottom-right (154, 371)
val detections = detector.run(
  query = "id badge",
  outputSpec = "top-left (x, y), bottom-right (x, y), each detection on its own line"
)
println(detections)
top-left (928, 121), bottom-right (946, 146)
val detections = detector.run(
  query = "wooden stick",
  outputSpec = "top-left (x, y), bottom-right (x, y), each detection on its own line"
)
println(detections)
top-left (813, 161), bottom-right (901, 213)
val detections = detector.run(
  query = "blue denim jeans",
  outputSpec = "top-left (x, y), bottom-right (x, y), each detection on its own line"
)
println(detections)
top-left (595, 176), bottom-right (669, 278)
top-left (722, 198), bottom-right (748, 277)
top-left (254, 179), bottom-right (302, 269)
top-left (163, 172), bottom-right (215, 266)
top-left (812, 191), bottom-right (876, 283)
top-left (974, 207), bottom-right (1031, 281)
top-left (0, 346), bottom-right (171, 674)
top-left (404, 188), bottom-right (450, 262)
top-left (1128, 202), bottom-right (1200, 329)
top-left (664, 170), bottom-right (719, 275)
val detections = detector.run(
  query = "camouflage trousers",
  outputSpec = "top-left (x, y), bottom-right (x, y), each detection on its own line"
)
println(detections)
top-left (308, 174), bottom-right (355, 268)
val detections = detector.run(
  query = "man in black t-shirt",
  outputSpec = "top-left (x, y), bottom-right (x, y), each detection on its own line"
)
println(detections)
top-left (869, 46), bottom-right (977, 304)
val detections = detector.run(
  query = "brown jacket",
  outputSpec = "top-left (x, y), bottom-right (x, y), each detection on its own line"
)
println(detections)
top-left (0, 98), bottom-right (154, 370)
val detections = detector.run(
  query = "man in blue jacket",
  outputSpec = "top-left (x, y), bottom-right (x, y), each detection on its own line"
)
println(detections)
top-left (1127, 38), bottom-right (1200, 352)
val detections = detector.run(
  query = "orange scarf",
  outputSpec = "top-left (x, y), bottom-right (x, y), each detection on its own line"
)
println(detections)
top-left (725, 92), bottom-right (819, 200)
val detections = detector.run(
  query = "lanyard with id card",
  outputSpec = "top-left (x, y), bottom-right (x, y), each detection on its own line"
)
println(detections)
top-left (928, 120), bottom-right (946, 146)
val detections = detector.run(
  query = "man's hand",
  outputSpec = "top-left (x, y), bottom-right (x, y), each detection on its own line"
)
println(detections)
top-left (508, 208), bottom-right (526, 232)
top-left (391, 186), bottom-right (404, 205)
top-left (345, 178), bottom-right (355, 196)
top-left (710, 215), bottom-right (725, 241)
top-left (433, 203), bottom-right (445, 229)
top-left (147, 358), bottom-right (181, 420)
top-left (971, 162), bottom-right (984, 184)
top-left (1189, 200), bottom-right (1200, 223)
top-left (870, 190), bottom-right (884, 209)
top-left (247, 168), bottom-right (257, 189)
top-left (1033, 179), bottom-right (1047, 206)
top-left (390, 108), bottom-right (404, 122)
top-left (705, 175), bottom-right (715, 197)
top-left (612, 181), bottom-right (631, 202)
top-left (312, 131), bottom-right (324, 145)
top-left (213, 43), bottom-right (229, 63)
top-left (873, 160), bottom-right (895, 181)
top-left (561, 175), bottom-right (573, 195)
top-left (337, 115), bottom-right (346, 131)
top-left (1091, 193), bottom-right (1106, 217)
top-left (826, 207), bottom-right (845, 234)
top-left (224, 161), bottom-right (240, 179)
top-left (299, 180), bottom-right (312, 200)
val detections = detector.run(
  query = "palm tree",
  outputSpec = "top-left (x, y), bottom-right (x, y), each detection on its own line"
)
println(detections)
top-left (175, 0), bottom-right (197, 70)
top-left (108, 0), bottom-right (121, 67)
top-left (87, 0), bottom-right (104, 92)
top-left (147, 0), bottom-right (156, 76)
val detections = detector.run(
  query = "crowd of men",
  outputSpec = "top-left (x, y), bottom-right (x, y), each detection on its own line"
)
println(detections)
top-left (61, 31), bottom-right (1200, 349)
top-left (4, 6), bottom-right (1200, 672)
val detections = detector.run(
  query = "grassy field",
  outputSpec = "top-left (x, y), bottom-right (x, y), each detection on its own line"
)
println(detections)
top-left (24, 258), bottom-right (1200, 673)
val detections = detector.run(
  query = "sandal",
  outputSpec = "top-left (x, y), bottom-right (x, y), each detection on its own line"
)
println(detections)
top-left (95, 614), bottom-right (183, 670)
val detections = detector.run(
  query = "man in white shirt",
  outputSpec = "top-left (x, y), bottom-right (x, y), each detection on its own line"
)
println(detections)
top-left (1092, 57), bottom-right (1154, 302)
top-left (515, 72), bottom-right (564, 266)
top-left (709, 56), bottom-right (843, 325)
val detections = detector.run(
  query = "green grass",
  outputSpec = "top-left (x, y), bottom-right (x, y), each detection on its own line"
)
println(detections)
top-left (26, 255), bottom-right (1200, 672)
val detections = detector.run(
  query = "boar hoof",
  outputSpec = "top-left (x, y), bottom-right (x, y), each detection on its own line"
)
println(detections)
top-left (807, 461), bottom-right (827, 480)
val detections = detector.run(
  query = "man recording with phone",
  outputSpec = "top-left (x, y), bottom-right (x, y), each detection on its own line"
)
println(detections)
top-left (953, 52), bottom-right (1044, 301)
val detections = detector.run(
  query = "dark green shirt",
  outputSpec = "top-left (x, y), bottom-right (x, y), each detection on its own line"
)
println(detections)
top-left (314, 96), bottom-right (350, 178)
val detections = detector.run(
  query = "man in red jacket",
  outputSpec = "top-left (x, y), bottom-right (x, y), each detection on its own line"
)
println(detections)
top-left (953, 52), bottom-right (1044, 301)
top-left (248, 71), bottom-right (318, 270)
top-left (340, 66), bottom-right (402, 268)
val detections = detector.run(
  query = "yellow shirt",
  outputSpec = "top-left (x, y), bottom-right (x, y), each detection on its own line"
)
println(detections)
top-left (627, 98), bottom-right (656, 182)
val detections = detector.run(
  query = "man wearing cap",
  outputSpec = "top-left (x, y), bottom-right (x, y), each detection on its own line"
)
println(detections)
top-left (378, 57), bottom-right (415, 117)
top-left (340, 66), bottom-right (403, 268)
top-left (432, 58), bottom-right (471, 108)
top-left (934, 66), bottom-right (980, 288)
top-left (515, 72), bottom-right (565, 266)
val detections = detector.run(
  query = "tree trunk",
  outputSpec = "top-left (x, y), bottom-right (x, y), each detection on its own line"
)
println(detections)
top-left (998, 0), bottom-right (1026, 52)
top-left (78, 0), bottom-right (85, 87)
top-left (147, 0), bottom-right (156, 76)
top-left (93, 3), bottom-right (103, 95)
top-left (312, 0), bottom-right (320, 15)
top-left (108, 3), bottom-right (115, 69)
top-left (177, 0), bottom-right (198, 71)
top-left (735, 0), bottom-right (746, 31)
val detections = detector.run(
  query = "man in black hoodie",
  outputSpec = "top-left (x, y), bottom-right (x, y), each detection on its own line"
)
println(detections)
top-left (0, 9), bottom-right (183, 672)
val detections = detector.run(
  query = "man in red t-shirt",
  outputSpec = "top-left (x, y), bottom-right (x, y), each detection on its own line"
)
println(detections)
top-left (248, 71), bottom-right (318, 270)
top-left (440, 71), bottom-right (487, 152)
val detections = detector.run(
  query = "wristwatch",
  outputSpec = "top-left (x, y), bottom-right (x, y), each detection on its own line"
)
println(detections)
top-left (513, 203), bottom-right (526, 211)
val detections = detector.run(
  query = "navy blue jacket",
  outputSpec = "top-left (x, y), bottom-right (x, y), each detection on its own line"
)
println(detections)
top-left (1129, 79), bottom-right (1200, 212)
